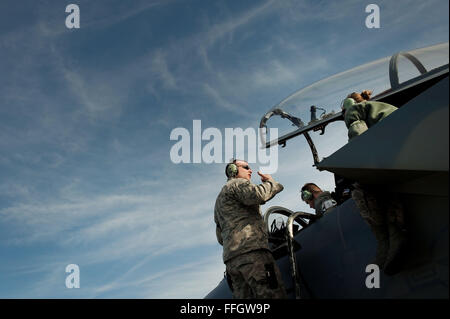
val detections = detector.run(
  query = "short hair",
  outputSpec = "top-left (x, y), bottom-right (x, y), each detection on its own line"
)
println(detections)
top-left (301, 183), bottom-right (322, 194)
top-left (346, 90), bottom-right (372, 103)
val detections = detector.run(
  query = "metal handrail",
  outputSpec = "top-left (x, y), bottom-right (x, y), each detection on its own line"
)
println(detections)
top-left (286, 211), bottom-right (316, 299)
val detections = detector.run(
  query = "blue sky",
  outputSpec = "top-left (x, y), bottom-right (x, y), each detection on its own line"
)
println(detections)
top-left (0, 0), bottom-right (448, 298)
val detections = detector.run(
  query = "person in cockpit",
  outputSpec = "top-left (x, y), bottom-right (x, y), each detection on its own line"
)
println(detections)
top-left (341, 90), bottom-right (407, 275)
top-left (300, 183), bottom-right (337, 217)
top-left (341, 90), bottom-right (398, 139)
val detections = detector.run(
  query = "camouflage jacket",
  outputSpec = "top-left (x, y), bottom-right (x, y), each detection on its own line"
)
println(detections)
top-left (344, 101), bottom-right (397, 139)
top-left (214, 177), bottom-right (284, 263)
top-left (314, 191), bottom-right (337, 217)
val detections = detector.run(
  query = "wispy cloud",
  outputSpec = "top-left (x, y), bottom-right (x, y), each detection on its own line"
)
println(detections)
top-left (0, 166), bottom-right (221, 255)
top-left (35, 0), bottom-right (178, 37)
top-left (202, 0), bottom-right (277, 47)
top-left (90, 255), bottom-right (224, 298)
top-left (141, 256), bottom-right (225, 298)
top-left (0, 166), bottom-right (225, 298)
top-left (202, 83), bottom-right (253, 117)
top-left (1, 0), bottom-right (447, 299)
top-left (60, 66), bottom-right (124, 119)
top-left (151, 50), bottom-right (178, 90)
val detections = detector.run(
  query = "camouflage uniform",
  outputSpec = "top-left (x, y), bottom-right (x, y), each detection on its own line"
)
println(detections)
top-left (214, 177), bottom-right (287, 299)
top-left (225, 249), bottom-right (286, 299)
top-left (313, 191), bottom-right (337, 217)
top-left (352, 184), bottom-right (407, 274)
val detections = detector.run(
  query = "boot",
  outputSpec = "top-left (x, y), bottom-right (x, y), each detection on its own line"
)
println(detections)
top-left (383, 222), bottom-right (407, 275)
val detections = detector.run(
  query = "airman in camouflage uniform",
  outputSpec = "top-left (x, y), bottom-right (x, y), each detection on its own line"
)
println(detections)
top-left (214, 159), bottom-right (287, 298)
top-left (342, 91), bottom-right (407, 275)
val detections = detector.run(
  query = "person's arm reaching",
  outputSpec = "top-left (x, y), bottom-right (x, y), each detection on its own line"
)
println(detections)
top-left (232, 172), bottom-right (284, 206)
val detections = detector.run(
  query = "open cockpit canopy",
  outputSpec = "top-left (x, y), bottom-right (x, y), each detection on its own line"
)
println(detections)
top-left (259, 42), bottom-right (449, 151)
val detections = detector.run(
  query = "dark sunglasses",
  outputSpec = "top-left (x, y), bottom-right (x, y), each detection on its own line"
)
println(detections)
top-left (237, 165), bottom-right (251, 170)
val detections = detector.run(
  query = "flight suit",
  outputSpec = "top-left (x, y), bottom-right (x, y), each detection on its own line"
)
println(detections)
top-left (344, 101), bottom-right (398, 139)
top-left (214, 177), bottom-right (287, 299)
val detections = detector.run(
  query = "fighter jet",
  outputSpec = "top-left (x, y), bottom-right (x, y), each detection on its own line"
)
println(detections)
top-left (206, 42), bottom-right (449, 299)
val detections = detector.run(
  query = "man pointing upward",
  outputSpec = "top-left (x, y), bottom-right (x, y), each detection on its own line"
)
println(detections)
top-left (214, 159), bottom-right (287, 299)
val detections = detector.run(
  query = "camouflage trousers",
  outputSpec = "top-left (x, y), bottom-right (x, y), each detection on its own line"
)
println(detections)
top-left (351, 184), bottom-right (405, 228)
top-left (351, 183), bottom-right (407, 273)
top-left (225, 249), bottom-right (287, 299)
